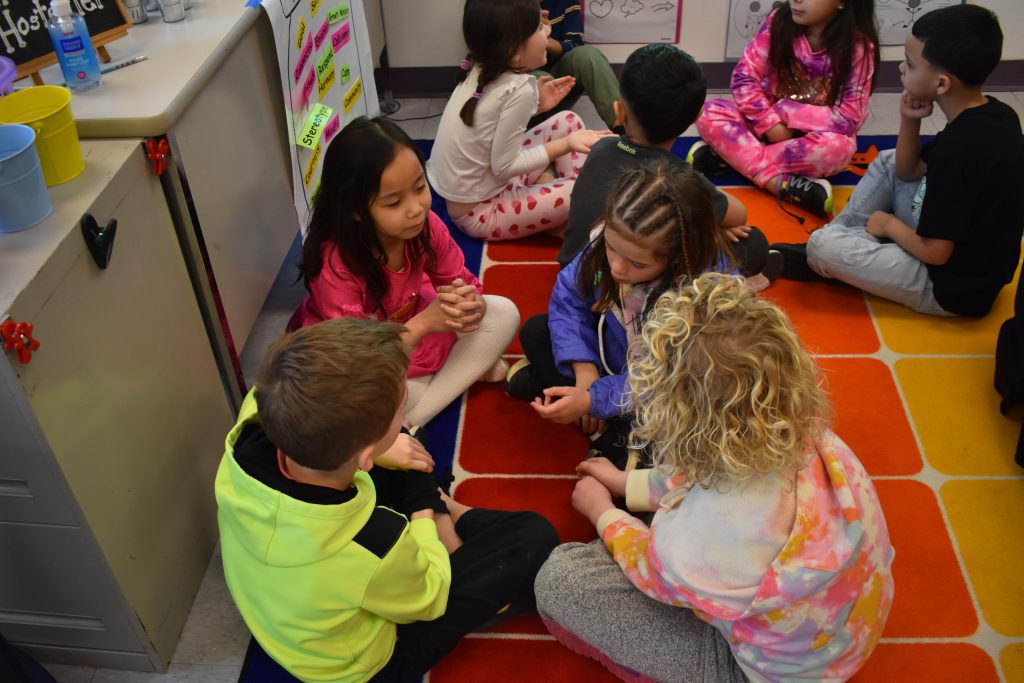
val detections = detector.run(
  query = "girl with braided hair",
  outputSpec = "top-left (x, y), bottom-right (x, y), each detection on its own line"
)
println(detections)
top-left (506, 162), bottom-right (733, 466)
top-left (426, 0), bottom-right (612, 241)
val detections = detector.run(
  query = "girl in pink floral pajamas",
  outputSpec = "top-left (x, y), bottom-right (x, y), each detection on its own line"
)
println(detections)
top-left (426, 0), bottom-right (611, 241)
top-left (692, 1), bottom-right (878, 218)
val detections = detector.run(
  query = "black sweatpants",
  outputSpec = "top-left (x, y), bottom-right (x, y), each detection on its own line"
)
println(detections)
top-left (368, 468), bottom-right (559, 683)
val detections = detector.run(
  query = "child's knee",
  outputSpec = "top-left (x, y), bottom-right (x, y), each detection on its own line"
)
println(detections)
top-left (483, 294), bottom-right (521, 333)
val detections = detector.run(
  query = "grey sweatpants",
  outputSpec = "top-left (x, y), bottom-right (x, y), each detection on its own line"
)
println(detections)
top-left (534, 541), bottom-right (749, 683)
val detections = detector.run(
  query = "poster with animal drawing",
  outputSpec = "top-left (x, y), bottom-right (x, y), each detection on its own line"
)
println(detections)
top-left (725, 0), bottom-right (783, 60)
top-left (583, 0), bottom-right (682, 44)
top-left (876, 0), bottom-right (963, 46)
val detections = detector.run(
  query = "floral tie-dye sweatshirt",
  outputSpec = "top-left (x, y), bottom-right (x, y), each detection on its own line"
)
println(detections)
top-left (595, 430), bottom-right (894, 682)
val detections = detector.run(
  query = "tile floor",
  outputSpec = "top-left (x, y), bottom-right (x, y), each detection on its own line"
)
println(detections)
top-left (40, 91), bottom-right (1024, 682)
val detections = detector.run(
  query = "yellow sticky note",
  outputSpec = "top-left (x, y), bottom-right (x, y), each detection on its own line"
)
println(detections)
top-left (317, 63), bottom-right (336, 98)
top-left (316, 48), bottom-right (335, 86)
top-left (339, 62), bottom-right (351, 84)
top-left (304, 143), bottom-right (322, 187)
top-left (310, 173), bottom-right (322, 199)
top-left (343, 77), bottom-right (362, 114)
top-left (327, 2), bottom-right (349, 24)
top-left (310, 0), bottom-right (322, 17)
top-left (298, 103), bottom-right (333, 149)
top-left (295, 16), bottom-right (307, 51)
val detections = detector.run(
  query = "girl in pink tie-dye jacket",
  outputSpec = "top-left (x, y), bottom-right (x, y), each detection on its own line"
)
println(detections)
top-left (692, 2), bottom-right (878, 218)
top-left (535, 273), bottom-right (895, 682)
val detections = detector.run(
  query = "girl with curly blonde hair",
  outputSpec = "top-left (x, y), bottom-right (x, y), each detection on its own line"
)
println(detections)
top-left (535, 273), bottom-right (895, 682)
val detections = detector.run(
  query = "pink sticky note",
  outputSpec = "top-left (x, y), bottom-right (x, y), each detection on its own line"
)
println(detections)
top-left (313, 18), bottom-right (330, 51)
top-left (293, 32), bottom-right (313, 83)
top-left (323, 114), bottom-right (341, 143)
top-left (331, 21), bottom-right (351, 53)
top-left (302, 65), bottom-right (317, 102)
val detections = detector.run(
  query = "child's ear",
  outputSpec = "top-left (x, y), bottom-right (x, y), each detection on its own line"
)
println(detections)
top-left (613, 100), bottom-right (626, 128)
top-left (355, 444), bottom-right (375, 473)
top-left (935, 73), bottom-right (952, 96)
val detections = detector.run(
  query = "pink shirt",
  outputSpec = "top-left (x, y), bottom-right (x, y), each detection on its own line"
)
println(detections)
top-left (291, 212), bottom-right (483, 377)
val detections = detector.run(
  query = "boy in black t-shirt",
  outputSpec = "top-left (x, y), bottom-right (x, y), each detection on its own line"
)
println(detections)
top-left (556, 44), bottom-right (774, 283)
top-left (773, 4), bottom-right (1024, 317)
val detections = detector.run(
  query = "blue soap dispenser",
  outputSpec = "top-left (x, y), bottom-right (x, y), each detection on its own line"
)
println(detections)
top-left (47, 0), bottom-right (102, 93)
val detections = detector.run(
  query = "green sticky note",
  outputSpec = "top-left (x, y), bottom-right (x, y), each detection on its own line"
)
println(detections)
top-left (340, 63), bottom-right (351, 84)
top-left (328, 2), bottom-right (349, 24)
top-left (298, 103), bottom-right (333, 149)
top-left (315, 48), bottom-right (336, 87)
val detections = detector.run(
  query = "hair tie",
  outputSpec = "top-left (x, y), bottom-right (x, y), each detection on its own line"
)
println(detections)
top-left (459, 59), bottom-right (471, 71)
top-left (472, 91), bottom-right (482, 99)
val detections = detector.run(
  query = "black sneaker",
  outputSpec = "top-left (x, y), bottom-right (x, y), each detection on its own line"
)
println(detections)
top-left (778, 175), bottom-right (833, 217)
top-left (686, 141), bottom-right (732, 177)
top-left (769, 242), bottom-right (829, 282)
top-left (505, 359), bottom-right (538, 401)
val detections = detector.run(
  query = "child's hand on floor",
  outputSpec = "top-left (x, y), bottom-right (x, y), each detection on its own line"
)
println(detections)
top-left (536, 75), bottom-right (575, 114)
top-left (374, 433), bottom-right (435, 473)
top-left (531, 385), bottom-right (591, 423)
top-left (572, 476), bottom-right (615, 527)
top-left (577, 457), bottom-right (628, 498)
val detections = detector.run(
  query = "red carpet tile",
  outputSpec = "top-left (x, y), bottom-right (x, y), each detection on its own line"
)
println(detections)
top-left (430, 636), bottom-right (622, 683)
top-left (459, 383), bottom-right (591, 475)
top-left (818, 358), bottom-right (923, 476)
top-left (453, 477), bottom-right (597, 546)
top-left (761, 278), bottom-right (879, 354)
top-left (874, 480), bottom-right (977, 638)
top-left (727, 186), bottom-right (831, 244)
top-left (487, 234), bottom-right (563, 262)
top-left (482, 264), bottom-right (560, 355)
top-left (851, 643), bottom-right (999, 682)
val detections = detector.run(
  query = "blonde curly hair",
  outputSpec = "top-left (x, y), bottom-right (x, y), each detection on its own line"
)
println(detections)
top-left (628, 272), bottom-right (829, 489)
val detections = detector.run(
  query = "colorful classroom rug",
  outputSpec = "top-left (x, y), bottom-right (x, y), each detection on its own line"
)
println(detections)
top-left (416, 137), bottom-right (1024, 682)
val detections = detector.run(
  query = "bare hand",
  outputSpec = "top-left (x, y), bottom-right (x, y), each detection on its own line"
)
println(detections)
top-left (764, 123), bottom-right (794, 144)
top-left (579, 414), bottom-right (606, 435)
top-left (900, 91), bottom-right (933, 120)
top-left (572, 476), bottom-right (616, 525)
top-left (531, 385), bottom-right (591, 423)
top-left (722, 224), bottom-right (752, 243)
top-left (566, 129), bottom-right (616, 154)
top-left (576, 456), bottom-right (628, 498)
top-left (866, 211), bottom-right (893, 238)
top-left (374, 433), bottom-right (435, 473)
top-left (536, 75), bottom-right (575, 114)
top-left (436, 278), bottom-right (484, 332)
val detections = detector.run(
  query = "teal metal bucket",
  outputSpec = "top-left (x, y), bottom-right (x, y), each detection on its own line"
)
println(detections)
top-left (0, 124), bottom-right (52, 233)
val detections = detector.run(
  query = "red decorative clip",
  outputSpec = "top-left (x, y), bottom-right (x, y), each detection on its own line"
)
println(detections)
top-left (1, 319), bottom-right (41, 365)
top-left (146, 137), bottom-right (170, 176)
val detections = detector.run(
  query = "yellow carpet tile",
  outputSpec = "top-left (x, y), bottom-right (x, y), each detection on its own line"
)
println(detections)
top-left (941, 479), bottom-right (1024, 637)
top-left (895, 358), bottom-right (1020, 475)
top-left (870, 264), bottom-right (1019, 355)
top-left (1001, 643), bottom-right (1024, 682)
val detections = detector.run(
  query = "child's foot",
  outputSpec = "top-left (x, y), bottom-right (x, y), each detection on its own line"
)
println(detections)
top-left (481, 358), bottom-right (509, 383)
top-left (686, 141), bottom-right (732, 177)
top-left (769, 242), bottom-right (830, 282)
top-left (745, 249), bottom-right (785, 293)
top-left (505, 358), bottom-right (538, 401)
top-left (778, 175), bottom-right (833, 217)
top-left (537, 171), bottom-right (556, 184)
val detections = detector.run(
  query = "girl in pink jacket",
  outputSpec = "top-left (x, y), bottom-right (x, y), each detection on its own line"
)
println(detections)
top-left (289, 117), bottom-right (518, 428)
top-left (691, 1), bottom-right (878, 218)
top-left (536, 273), bottom-right (894, 682)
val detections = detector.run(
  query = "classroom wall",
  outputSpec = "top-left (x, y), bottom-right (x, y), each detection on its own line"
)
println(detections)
top-left (379, 0), bottom-right (1024, 68)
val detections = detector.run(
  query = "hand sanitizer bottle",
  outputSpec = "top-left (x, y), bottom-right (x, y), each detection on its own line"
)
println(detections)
top-left (47, 0), bottom-right (102, 93)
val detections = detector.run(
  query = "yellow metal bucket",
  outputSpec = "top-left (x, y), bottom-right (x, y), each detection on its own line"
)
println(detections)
top-left (0, 85), bottom-right (84, 186)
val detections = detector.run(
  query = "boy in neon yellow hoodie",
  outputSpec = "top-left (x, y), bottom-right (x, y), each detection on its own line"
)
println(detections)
top-left (216, 318), bottom-right (558, 682)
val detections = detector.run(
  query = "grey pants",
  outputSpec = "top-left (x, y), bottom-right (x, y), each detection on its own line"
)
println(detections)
top-left (534, 541), bottom-right (748, 683)
top-left (806, 149), bottom-right (952, 316)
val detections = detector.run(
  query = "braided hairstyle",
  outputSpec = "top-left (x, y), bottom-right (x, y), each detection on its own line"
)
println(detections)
top-left (578, 162), bottom-right (728, 315)
top-left (457, 0), bottom-right (542, 126)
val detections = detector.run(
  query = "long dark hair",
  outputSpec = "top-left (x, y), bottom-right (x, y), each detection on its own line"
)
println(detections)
top-left (769, 0), bottom-right (879, 105)
top-left (299, 116), bottom-right (435, 315)
top-left (578, 163), bottom-right (728, 316)
top-left (456, 0), bottom-right (540, 126)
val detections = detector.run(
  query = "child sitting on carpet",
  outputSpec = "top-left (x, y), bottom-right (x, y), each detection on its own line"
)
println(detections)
top-left (289, 116), bottom-right (519, 429)
top-left (534, 273), bottom-right (895, 682)
top-left (506, 162), bottom-right (734, 467)
top-left (426, 0), bottom-right (612, 241)
top-left (774, 4), bottom-right (1024, 318)
top-left (217, 318), bottom-right (558, 683)
top-left (691, 0), bottom-right (878, 218)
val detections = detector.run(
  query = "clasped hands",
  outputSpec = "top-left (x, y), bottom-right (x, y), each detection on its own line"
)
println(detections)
top-left (423, 278), bottom-right (486, 333)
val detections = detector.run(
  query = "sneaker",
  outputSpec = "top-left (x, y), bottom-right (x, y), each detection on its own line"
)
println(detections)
top-left (686, 141), bottom-right (731, 177)
top-left (778, 175), bottom-right (833, 217)
top-left (769, 242), bottom-right (829, 282)
top-left (505, 358), bottom-right (538, 401)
